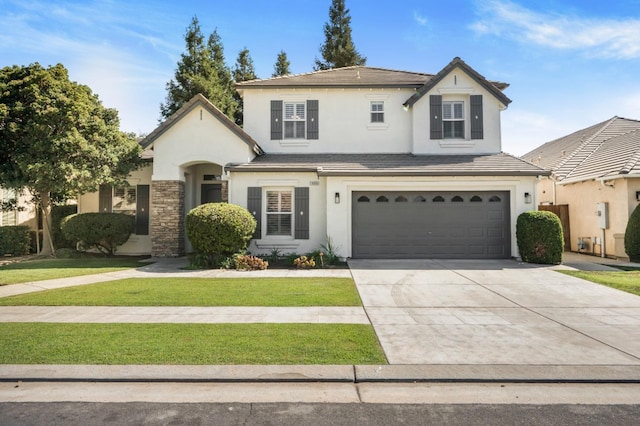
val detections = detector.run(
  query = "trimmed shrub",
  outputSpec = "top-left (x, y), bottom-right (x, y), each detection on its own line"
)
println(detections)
top-left (624, 203), bottom-right (640, 262)
top-left (294, 255), bottom-right (316, 269)
top-left (61, 213), bottom-right (135, 256)
top-left (516, 211), bottom-right (564, 265)
top-left (0, 226), bottom-right (31, 256)
top-left (186, 203), bottom-right (256, 266)
top-left (52, 204), bottom-right (77, 249)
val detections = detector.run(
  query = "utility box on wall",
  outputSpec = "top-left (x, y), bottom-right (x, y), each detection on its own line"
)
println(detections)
top-left (596, 202), bottom-right (609, 229)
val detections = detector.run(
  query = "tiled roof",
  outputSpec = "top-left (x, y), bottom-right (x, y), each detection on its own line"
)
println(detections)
top-left (521, 116), bottom-right (640, 182)
top-left (236, 63), bottom-right (509, 91)
top-left (140, 94), bottom-right (264, 155)
top-left (228, 153), bottom-right (548, 177)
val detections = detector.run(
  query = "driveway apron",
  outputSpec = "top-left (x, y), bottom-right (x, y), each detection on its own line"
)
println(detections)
top-left (348, 259), bottom-right (640, 366)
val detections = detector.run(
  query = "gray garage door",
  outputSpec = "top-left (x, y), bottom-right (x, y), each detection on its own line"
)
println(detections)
top-left (352, 191), bottom-right (511, 259)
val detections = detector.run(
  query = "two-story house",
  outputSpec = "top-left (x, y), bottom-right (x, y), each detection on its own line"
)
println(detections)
top-left (77, 57), bottom-right (547, 259)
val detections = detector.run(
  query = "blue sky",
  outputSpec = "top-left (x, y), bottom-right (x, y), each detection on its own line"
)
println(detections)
top-left (2, 0), bottom-right (640, 155)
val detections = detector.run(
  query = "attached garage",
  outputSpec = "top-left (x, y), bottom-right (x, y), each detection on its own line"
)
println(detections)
top-left (352, 191), bottom-right (511, 259)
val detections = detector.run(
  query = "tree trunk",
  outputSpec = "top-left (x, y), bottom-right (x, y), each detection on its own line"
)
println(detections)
top-left (38, 192), bottom-right (55, 256)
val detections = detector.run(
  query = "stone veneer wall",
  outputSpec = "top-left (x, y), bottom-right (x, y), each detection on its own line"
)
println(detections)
top-left (151, 180), bottom-right (185, 257)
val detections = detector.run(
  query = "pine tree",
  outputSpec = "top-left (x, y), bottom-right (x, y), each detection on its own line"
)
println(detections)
top-left (314, 0), bottom-right (366, 70)
top-left (232, 48), bottom-right (258, 126)
top-left (272, 50), bottom-right (291, 77)
top-left (160, 17), bottom-right (237, 120)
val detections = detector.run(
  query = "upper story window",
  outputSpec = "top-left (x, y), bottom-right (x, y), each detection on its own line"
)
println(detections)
top-left (370, 101), bottom-right (384, 123)
top-left (442, 101), bottom-right (464, 139)
top-left (271, 100), bottom-right (319, 141)
top-left (429, 95), bottom-right (483, 141)
top-left (266, 190), bottom-right (292, 236)
top-left (284, 102), bottom-right (306, 139)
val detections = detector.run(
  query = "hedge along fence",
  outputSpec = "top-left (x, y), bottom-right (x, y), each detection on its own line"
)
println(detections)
top-left (61, 213), bottom-right (134, 256)
top-left (0, 226), bottom-right (31, 256)
top-left (516, 210), bottom-right (564, 265)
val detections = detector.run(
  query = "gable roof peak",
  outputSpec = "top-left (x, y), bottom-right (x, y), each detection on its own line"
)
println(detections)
top-left (140, 93), bottom-right (263, 155)
top-left (403, 57), bottom-right (511, 109)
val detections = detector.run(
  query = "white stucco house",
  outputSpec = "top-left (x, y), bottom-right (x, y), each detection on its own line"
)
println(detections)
top-left (78, 57), bottom-right (547, 259)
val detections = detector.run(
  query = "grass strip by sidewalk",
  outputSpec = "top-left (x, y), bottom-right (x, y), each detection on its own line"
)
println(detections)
top-left (559, 270), bottom-right (640, 296)
top-left (0, 277), bottom-right (361, 306)
top-left (0, 257), bottom-right (145, 285)
top-left (0, 323), bottom-right (387, 365)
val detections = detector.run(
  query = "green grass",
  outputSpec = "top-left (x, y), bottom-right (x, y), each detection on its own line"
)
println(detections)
top-left (0, 323), bottom-right (387, 365)
top-left (0, 277), bottom-right (361, 306)
top-left (559, 270), bottom-right (640, 296)
top-left (0, 257), bottom-right (145, 285)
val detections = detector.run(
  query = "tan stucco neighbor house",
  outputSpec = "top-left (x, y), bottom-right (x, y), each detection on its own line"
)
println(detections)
top-left (522, 116), bottom-right (640, 259)
top-left (78, 57), bottom-right (548, 259)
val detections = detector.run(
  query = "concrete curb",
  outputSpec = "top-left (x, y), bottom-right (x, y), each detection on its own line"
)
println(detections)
top-left (3, 364), bottom-right (640, 384)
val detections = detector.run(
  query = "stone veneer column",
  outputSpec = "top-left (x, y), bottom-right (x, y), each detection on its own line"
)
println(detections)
top-left (221, 180), bottom-right (229, 203)
top-left (151, 180), bottom-right (185, 257)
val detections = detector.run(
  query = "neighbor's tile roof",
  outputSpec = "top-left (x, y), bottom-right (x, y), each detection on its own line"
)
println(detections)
top-left (228, 153), bottom-right (548, 177)
top-left (236, 63), bottom-right (509, 92)
top-left (521, 116), bottom-right (640, 182)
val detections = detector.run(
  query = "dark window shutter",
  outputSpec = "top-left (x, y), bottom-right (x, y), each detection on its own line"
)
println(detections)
top-left (247, 187), bottom-right (262, 239)
top-left (135, 185), bottom-right (150, 235)
top-left (270, 100), bottom-right (282, 140)
top-left (99, 184), bottom-right (112, 212)
top-left (470, 95), bottom-right (483, 139)
top-left (294, 187), bottom-right (309, 239)
top-left (306, 100), bottom-right (319, 140)
top-left (430, 95), bottom-right (442, 139)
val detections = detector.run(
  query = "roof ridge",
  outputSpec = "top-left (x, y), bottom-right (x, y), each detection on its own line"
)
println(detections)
top-left (556, 116), bottom-right (619, 179)
top-left (237, 66), bottom-right (434, 86)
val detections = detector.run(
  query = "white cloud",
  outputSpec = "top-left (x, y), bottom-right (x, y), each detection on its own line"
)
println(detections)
top-left (413, 11), bottom-right (428, 27)
top-left (471, 0), bottom-right (640, 59)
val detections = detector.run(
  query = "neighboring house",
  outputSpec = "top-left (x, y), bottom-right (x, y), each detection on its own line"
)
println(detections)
top-left (0, 186), bottom-right (37, 230)
top-left (522, 116), bottom-right (640, 259)
top-left (78, 57), bottom-right (547, 259)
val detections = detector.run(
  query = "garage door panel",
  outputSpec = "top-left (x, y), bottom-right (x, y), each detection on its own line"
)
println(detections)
top-left (352, 191), bottom-right (510, 259)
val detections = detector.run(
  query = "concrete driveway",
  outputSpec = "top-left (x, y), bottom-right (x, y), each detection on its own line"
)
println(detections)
top-left (348, 259), bottom-right (640, 367)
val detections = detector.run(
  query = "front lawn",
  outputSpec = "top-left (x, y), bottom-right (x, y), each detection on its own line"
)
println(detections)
top-left (0, 323), bottom-right (386, 365)
top-left (0, 277), bottom-right (361, 306)
top-left (559, 270), bottom-right (640, 296)
top-left (0, 257), bottom-right (146, 285)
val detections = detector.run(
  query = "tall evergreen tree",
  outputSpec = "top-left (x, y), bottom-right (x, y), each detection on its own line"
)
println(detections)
top-left (314, 0), bottom-right (366, 70)
top-left (160, 17), bottom-right (237, 120)
top-left (232, 48), bottom-right (257, 126)
top-left (207, 29), bottom-right (237, 119)
top-left (272, 50), bottom-right (291, 77)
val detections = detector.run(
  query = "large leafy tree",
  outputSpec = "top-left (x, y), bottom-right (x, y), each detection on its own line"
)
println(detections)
top-left (272, 50), bottom-right (291, 77)
top-left (314, 0), bottom-right (366, 70)
top-left (161, 17), bottom-right (237, 120)
top-left (232, 47), bottom-right (258, 125)
top-left (0, 63), bottom-right (141, 255)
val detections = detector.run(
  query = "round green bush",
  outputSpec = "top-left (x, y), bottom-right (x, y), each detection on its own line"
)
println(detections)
top-left (516, 210), bottom-right (564, 265)
top-left (61, 213), bottom-right (134, 256)
top-left (186, 203), bottom-right (256, 261)
top-left (624, 203), bottom-right (640, 262)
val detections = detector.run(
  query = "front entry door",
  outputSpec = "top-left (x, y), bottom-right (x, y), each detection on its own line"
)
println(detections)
top-left (201, 184), bottom-right (222, 204)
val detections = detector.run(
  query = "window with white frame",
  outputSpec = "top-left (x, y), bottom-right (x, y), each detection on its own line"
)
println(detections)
top-left (266, 190), bottom-right (293, 236)
top-left (284, 102), bottom-right (306, 139)
top-left (112, 187), bottom-right (136, 215)
top-left (370, 101), bottom-right (384, 123)
top-left (1, 188), bottom-right (17, 226)
top-left (442, 101), bottom-right (464, 139)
